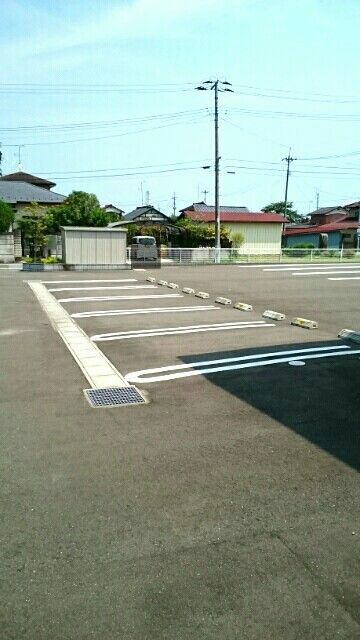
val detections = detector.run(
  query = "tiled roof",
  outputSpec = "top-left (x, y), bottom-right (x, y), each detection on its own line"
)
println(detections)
top-left (0, 181), bottom-right (65, 204)
top-left (123, 206), bottom-right (171, 221)
top-left (183, 211), bottom-right (286, 223)
top-left (0, 171), bottom-right (56, 189)
top-left (180, 202), bottom-right (249, 214)
top-left (284, 221), bottom-right (359, 236)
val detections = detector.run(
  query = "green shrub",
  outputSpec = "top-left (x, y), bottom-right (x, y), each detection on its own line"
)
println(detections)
top-left (292, 243), bottom-right (315, 249)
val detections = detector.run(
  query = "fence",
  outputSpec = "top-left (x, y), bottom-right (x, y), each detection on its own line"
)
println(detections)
top-left (126, 247), bottom-right (360, 266)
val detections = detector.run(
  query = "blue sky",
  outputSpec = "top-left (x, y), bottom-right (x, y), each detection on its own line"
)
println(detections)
top-left (0, 0), bottom-right (359, 215)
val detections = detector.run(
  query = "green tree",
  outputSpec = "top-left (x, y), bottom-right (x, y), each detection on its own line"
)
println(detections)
top-left (230, 231), bottom-right (245, 248)
top-left (18, 202), bottom-right (48, 260)
top-left (0, 200), bottom-right (15, 233)
top-left (45, 191), bottom-right (117, 233)
top-left (261, 201), bottom-right (304, 223)
top-left (170, 219), bottom-right (231, 248)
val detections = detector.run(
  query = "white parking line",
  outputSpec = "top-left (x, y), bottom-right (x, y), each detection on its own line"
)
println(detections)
top-left (328, 276), bottom-right (360, 281)
top-left (264, 265), bottom-right (360, 272)
top-left (72, 305), bottom-right (218, 319)
top-left (125, 345), bottom-right (355, 384)
top-left (41, 279), bottom-right (138, 284)
top-left (58, 294), bottom-right (183, 303)
top-left (48, 285), bottom-right (156, 292)
top-left (28, 282), bottom-right (128, 389)
top-left (91, 321), bottom-right (273, 342)
top-left (237, 263), bottom-right (339, 269)
top-left (293, 270), bottom-right (360, 276)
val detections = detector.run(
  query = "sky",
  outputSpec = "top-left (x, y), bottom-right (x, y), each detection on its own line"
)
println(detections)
top-left (0, 0), bottom-right (359, 216)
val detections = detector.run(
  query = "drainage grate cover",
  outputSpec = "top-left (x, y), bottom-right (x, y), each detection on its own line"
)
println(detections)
top-left (84, 386), bottom-right (146, 408)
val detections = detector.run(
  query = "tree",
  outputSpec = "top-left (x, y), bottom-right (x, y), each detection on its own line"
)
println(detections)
top-left (230, 231), bottom-right (245, 248)
top-left (261, 201), bottom-right (304, 223)
top-left (170, 218), bottom-right (231, 248)
top-left (0, 200), bottom-right (15, 233)
top-left (45, 191), bottom-right (117, 233)
top-left (18, 202), bottom-right (48, 260)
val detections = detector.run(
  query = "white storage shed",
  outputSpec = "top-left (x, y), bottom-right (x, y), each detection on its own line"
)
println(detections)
top-left (61, 226), bottom-right (127, 267)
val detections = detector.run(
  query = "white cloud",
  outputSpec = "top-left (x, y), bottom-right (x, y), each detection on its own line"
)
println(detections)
top-left (0, 0), bottom-right (234, 62)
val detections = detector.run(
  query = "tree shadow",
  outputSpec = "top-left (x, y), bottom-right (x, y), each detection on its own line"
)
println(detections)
top-left (181, 341), bottom-right (360, 471)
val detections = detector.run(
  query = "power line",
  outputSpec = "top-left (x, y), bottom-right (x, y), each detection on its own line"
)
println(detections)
top-left (45, 166), bottom-right (206, 181)
top-left (32, 159), bottom-right (213, 176)
top-left (1, 113), bottom-right (210, 147)
top-left (0, 109), bottom-right (208, 133)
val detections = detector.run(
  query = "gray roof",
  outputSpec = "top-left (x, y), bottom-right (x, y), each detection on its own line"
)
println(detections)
top-left (180, 202), bottom-right (249, 214)
top-left (61, 226), bottom-right (126, 233)
top-left (123, 206), bottom-right (171, 221)
top-left (0, 181), bottom-right (66, 205)
top-left (309, 206), bottom-right (343, 216)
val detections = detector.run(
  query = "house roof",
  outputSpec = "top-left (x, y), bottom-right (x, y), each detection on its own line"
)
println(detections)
top-left (309, 206), bottom-right (344, 216)
top-left (102, 204), bottom-right (124, 213)
top-left (0, 181), bottom-right (66, 205)
top-left (344, 200), bottom-right (360, 209)
top-left (284, 221), bottom-right (359, 236)
top-left (0, 171), bottom-right (56, 189)
top-left (180, 201), bottom-right (250, 214)
top-left (183, 210), bottom-right (286, 223)
top-left (122, 205), bottom-right (171, 221)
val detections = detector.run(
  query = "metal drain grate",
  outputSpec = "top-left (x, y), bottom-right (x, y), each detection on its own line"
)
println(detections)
top-left (84, 386), bottom-right (146, 408)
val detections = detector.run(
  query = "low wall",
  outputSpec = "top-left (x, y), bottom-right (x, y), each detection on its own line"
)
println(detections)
top-left (0, 234), bottom-right (15, 263)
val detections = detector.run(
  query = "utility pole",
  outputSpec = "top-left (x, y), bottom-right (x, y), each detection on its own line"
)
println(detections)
top-left (316, 191), bottom-right (320, 210)
top-left (196, 79), bottom-right (233, 261)
top-left (282, 148), bottom-right (296, 219)
top-left (172, 192), bottom-right (176, 217)
top-left (202, 189), bottom-right (209, 203)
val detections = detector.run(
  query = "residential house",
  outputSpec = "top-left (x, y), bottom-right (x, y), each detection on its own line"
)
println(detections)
top-left (109, 205), bottom-right (179, 241)
top-left (283, 203), bottom-right (360, 249)
top-left (0, 172), bottom-right (66, 258)
top-left (102, 203), bottom-right (124, 219)
top-left (179, 202), bottom-right (285, 254)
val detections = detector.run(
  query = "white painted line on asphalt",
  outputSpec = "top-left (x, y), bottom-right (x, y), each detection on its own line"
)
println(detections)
top-left (28, 282), bottom-right (128, 389)
top-left (58, 294), bottom-right (183, 303)
top-left (41, 279), bottom-right (138, 284)
top-left (125, 345), bottom-right (354, 384)
top-left (48, 285), bottom-right (156, 292)
top-left (293, 270), bottom-right (360, 276)
top-left (264, 265), bottom-right (360, 272)
top-left (328, 276), bottom-right (360, 281)
top-left (237, 263), bottom-right (337, 269)
top-left (72, 305), bottom-right (218, 319)
top-left (91, 321), bottom-right (272, 342)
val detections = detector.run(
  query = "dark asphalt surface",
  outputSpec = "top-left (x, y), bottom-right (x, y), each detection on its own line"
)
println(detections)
top-left (1, 265), bottom-right (359, 639)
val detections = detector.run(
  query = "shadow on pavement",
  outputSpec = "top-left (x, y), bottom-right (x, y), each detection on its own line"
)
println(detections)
top-left (181, 340), bottom-right (360, 471)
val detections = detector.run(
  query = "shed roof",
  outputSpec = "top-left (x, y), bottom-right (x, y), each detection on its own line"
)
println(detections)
top-left (60, 226), bottom-right (126, 232)
top-left (0, 181), bottom-right (65, 204)
top-left (183, 210), bottom-right (286, 223)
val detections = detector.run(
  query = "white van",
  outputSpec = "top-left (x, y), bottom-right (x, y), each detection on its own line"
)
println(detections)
top-left (131, 236), bottom-right (157, 260)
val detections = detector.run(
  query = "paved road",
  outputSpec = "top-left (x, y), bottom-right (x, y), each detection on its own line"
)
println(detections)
top-left (1, 266), bottom-right (359, 639)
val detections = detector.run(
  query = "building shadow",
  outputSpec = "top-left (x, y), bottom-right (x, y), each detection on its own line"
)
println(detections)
top-left (181, 341), bottom-right (360, 471)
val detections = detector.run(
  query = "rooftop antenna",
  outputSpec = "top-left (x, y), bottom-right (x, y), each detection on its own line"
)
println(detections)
top-left (17, 145), bottom-right (24, 171)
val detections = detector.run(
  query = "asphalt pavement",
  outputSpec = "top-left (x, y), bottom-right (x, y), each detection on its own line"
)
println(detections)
top-left (1, 265), bottom-right (359, 639)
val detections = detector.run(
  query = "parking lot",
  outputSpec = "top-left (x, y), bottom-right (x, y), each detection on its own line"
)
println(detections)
top-left (1, 263), bottom-right (359, 639)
